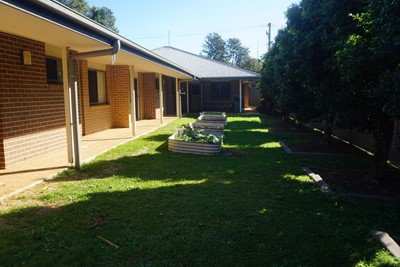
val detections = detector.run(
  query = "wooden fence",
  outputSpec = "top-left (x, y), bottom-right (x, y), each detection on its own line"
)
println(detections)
top-left (309, 120), bottom-right (400, 166)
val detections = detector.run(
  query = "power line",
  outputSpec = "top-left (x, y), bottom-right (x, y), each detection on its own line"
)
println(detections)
top-left (129, 23), bottom-right (268, 40)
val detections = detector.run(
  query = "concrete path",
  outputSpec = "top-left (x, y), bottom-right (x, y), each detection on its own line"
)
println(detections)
top-left (0, 117), bottom-right (176, 200)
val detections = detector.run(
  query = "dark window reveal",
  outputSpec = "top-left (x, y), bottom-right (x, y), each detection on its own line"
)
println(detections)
top-left (211, 82), bottom-right (230, 99)
top-left (46, 57), bottom-right (62, 83)
top-left (88, 70), bottom-right (107, 105)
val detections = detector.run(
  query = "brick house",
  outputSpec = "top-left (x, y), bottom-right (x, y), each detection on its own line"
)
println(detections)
top-left (153, 47), bottom-right (261, 113)
top-left (0, 0), bottom-right (195, 169)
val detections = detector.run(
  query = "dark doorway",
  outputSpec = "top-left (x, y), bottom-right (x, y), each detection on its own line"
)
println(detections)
top-left (189, 83), bottom-right (201, 112)
top-left (164, 77), bottom-right (176, 115)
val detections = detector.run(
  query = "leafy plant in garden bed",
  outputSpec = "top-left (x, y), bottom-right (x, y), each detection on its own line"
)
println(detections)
top-left (175, 124), bottom-right (222, 144)
top-left (168, 123), bottom-right (223, 155)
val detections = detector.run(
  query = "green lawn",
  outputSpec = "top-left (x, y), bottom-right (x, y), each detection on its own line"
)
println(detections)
top-left (0, 115), bottom-right (399, 266)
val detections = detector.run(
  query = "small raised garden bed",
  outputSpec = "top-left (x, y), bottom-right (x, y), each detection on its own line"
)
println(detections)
top-left (168, 124), bottom-right (223, 156)
top-left (191, 121), bottom-right (224, 137)
top-left (200, 111), bottom-right (226, 116)
top-left (198, 112), bottom-right (227, 126)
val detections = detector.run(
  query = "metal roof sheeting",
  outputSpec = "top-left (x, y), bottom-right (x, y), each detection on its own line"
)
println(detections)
top-left (153, 46), bottom-right (261, 80)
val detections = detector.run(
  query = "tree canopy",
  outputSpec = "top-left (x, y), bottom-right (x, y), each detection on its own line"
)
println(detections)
top-left (259, 0), bottom-right (400, 180)
top-left (201, 33), bottom-right (228, 63)
top-left (201, 33), bottom-right (261, 72)
top-left (57, 0), bottom-right (118, 32)
top-left (226, 38), bottom-right (250, 67)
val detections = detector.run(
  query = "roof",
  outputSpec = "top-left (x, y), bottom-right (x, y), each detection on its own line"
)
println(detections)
top-left (0, 0), bottom-right (195, 79)
top-left (152, 46), bottom-right (261, 80)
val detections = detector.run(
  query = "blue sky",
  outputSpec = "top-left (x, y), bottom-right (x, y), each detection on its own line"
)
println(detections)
top-left (87, 0), bottom-right (299, 59)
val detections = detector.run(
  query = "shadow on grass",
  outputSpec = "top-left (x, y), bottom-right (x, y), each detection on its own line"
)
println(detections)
top-left (0, 114), bottom-right (399, 266)
top-left (1, 162), bottom-right (398, 266)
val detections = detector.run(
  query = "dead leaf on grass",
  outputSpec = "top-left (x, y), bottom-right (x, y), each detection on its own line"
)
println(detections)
top-left (86, 214), bottom-right (107, 229)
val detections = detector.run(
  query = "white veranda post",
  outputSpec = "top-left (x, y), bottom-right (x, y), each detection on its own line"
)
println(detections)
top-left (159, 73), bottom-right (164, 124)
top-left (130, 66), bottom-right (136, 137)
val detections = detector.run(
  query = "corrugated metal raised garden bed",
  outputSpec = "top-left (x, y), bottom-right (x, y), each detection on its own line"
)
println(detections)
top-left (190, 121), bottom-right (224, 137)
top-left (197, 111), bottom-right (227, 126)
top-left (168, 123), bottom-right (223, 156)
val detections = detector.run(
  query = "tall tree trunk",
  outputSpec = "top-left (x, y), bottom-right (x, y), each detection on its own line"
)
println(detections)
top-left (319, 117), bottom-right (334, 147)
top-left (368, 118), bottom-right (394, 181)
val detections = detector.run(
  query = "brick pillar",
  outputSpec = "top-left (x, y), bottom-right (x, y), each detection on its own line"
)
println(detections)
top-left (139, 73), bottom-right (157, 119)
top-left (107, 65), bottom-right (130, 127)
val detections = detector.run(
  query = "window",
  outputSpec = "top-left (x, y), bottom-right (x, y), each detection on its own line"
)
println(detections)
top-left (88, 70), bottom-right (107, 104)
top-left (189, 84), bottom-right (200, 94)
top-left (211, 82), bottom-right (230, 99)
top-left (46, 57), bottom-right (62, 83)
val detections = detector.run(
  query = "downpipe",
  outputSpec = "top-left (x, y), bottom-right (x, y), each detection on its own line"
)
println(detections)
top-left (68, 40), bottom-right (120, 170)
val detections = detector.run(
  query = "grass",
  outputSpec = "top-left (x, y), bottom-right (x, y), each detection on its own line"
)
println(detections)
top-left (0, 114), bottom-right (399, 266)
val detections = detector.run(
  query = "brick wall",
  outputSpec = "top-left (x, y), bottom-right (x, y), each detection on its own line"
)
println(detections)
top-left (107, 65), bottom-right (129, 127)
top-left (0, 32), bottom-right (66, 168)
top-left (139, 73), bottom-right (157, 119)
top-left (78, 59), bottom-right (112, 135)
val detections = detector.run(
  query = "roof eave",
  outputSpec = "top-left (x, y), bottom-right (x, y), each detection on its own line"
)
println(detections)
top-left (200, 76), bottom-right (261, 81)
top-left (0, 0), bottom-right (196, 78)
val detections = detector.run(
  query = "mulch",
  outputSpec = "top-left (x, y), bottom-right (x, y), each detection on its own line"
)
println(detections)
top-left (271, 127), bottom-right (315, 134)
top-left (268, 117), bottom-right (400, 197)
top-left (312, 167), bottom-right (400, 197)
top-left (286, 139), bottom-right (399, 197)
top-left (288, 138), bottom-right (367, 156)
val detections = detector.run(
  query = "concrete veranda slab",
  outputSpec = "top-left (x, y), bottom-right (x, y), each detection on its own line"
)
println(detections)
top-left (0, 117), bottom-right (176, 201)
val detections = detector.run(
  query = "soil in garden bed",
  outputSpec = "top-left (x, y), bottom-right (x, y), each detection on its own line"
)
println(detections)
top-left (287, 137), bottom-right (367, 156)
top-left (312, 167), bottom-right (400, 197)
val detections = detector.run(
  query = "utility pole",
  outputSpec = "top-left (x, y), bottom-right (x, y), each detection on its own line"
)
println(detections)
top-left (266, 23), bottom-right (271, 51)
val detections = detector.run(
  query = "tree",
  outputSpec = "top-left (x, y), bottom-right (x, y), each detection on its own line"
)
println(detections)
top-left (201, 33), bottom-right (261, 72)
top-left (261, 0), bottom-right (399, 181)
top-left (57, 0), bottom-right (89, 14)
top-left (259, 24), bottom-right (317, 121)
top-left (262, 0), bottom-right (361, 145)
top-left (87, 6), bottom-right (118, 32)
top-left (226, 38), bottom-right (250, 66)
top-left (291, 0), bottom-right (362, 145)
top-left (336, 0), bottom-right (400, 180)
top-left (241, 55), bottom-right (262, 73)
top-left (56, 0), bottom-right (118, 32)
top-left (201, 33), bottom-right (228, 63)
